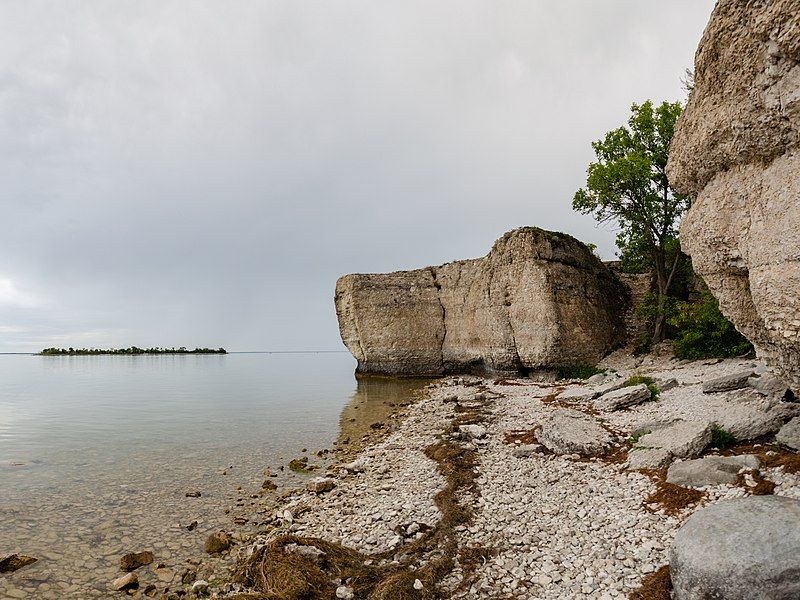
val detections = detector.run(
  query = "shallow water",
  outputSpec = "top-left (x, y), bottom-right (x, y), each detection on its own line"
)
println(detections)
top-left (0, 352), bottom-right (428, 597)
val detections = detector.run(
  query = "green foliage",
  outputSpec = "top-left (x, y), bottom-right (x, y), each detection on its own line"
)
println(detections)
top-left (623, 374), bottom-right (660, 402)
top-left (39, 346), bottom-right (227, 356)
top-left (669, 290), bottom-right (754, 360)
top-left (573, 100), bottom-right (689, 342)
top-left (709, 426), bottom-right (737, 450)
top-left (557, 364), bottom-right (605, 381)
top-left (628, 429), bottom-right (650, 444)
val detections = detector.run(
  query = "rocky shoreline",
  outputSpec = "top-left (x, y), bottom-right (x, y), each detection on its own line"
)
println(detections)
top-left (4, 349), bottom-right (799, 598)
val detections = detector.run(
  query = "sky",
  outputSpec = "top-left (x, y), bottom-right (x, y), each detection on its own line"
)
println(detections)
top-left (0, 1), bottom-right (716, 352)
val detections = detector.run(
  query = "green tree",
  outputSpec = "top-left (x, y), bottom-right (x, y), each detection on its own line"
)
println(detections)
top-left (573, 100), bottom-right (689, 343)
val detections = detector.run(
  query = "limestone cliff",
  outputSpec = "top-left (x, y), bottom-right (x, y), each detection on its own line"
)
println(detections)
top-left (335, 227), bottom-right (629, 376)
top-left (668, 0), bottom-right (800, 388)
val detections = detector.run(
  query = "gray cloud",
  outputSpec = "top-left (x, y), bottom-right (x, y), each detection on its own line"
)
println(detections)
top-left (0, 0), bottom-right (715, 351)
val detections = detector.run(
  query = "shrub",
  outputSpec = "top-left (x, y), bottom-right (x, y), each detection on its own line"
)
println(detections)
top-left (623, 374), bottom-right (660, 402)
top-left (670, 290), bottom-right (753, 360)
top-left (557, 364), bottom-right (605, 381)
top-left (709, 426), bottom-right (736, 450)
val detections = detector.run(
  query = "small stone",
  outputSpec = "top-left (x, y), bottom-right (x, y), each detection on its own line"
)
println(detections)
top-left (192, 580), bottom-right (209, 596)
top-left (413, 579), bottom-right (424, 590)
top-left (596, 384), bottom-right (651, 411)
top-left (185, 491), bottom-right (202, 498)
top-left (336, 585), bottom-right (354, 599)
top-left (187, 520), bottom-right (198, 531)
top-left (110, 572), bottom-right (139, 591)
top-left (204, 531), bottom-right (231, 554)
top-left (120, 551), bottom-right (153, 571)
top-left (306, 477), bottom-right (336, 493)
top-left (458, 424), bottom-right (487, 439)
top-left (512, 444), bottom-right (542, 458)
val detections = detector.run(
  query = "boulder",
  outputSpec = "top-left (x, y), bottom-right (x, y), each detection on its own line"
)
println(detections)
top-left (595, 384), bottom-right (651, 411)
top-left (666, 455), bottom-right (759, 488)
top-left (110, 572), bottom-right (139, 592)
top-left (120, 551), bottom-right (153, 572)
top-left (702, 371), bottom-right (754, 393)
top-left (712, 402), bottom-right (791, 441)
top-left (204, 531), bottom-right (231, 554)
top-left (670, 496), bottom-right (800, 600)
top-left (668, 0), bottom-right (800, 391)
top-left (776, 417), bottom-right (800, 450)
top-left (637, 421), bottom-right (712, 459)
top-left (749, 372), bottom-right (789, 397)
top-left (535, 408), bottom-right (613, 456)
top-left (335, 227), bottom-right (628, 376)
top-left (306, 477), bottom-right (336, 493)
top-left (458, 424), bottom-right (487, 440)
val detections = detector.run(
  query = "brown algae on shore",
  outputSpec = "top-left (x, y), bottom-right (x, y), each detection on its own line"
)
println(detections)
top-left (233, 386), bottom-right (493, 599)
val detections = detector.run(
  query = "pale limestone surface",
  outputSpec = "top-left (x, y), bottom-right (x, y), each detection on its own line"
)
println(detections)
top-left (335, 227), bottom-right (628, 376)
top-left (668, 0), bottom-right (800, 389)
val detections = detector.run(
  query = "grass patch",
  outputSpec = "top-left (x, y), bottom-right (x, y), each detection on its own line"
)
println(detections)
top-left (628, 430), bottom-right (650, 444)
top-left (709, 426), bottom-right (736, 450)
top-left (556, 364), bottom-right (604, 381)
top-left (629, 565), bottom-right (672, 600)
top-left (623, 375), bottom-right (659, 401)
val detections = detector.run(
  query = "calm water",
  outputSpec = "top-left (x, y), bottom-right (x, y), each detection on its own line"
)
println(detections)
top-left (0, 352), bottom-right (428, 598)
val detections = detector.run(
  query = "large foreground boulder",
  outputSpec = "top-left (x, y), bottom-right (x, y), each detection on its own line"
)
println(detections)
top-left (535, 408), bottom-right (613, 456)
top-left (668, 0), bottom-right (800, 390)
top-left (335, 227), bottom-right (628, 375)
top-left (670, 496), bottom-right (800, 600)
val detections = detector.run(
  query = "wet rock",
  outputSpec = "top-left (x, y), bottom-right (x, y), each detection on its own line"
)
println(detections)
top-left (186, 521), bottom-right (198, 531)
top-left (261, 480), bottom-right (277, 491)
top-left (110, 572), bottom-right (139, 592)
top-left (702, 371), bottom-right (754, 393)
top-left (536, 408), bottom-right (613, 456)
top-left (185, 491), bottom-right (202, 498)
top-left (637, 420), bottom-right (712, 459)
top-left (120, 550), bottom-right (154, 571)
top-left (666, 455), bottom-right (759, 487)
top-left (0, 553), bottom-right (37, 573)
top-left (596, 384), bottom-right (650, 411)
top-left (306, 477), bottom-right (336, 493)
top-left (191, 580), bottom-right (209, 596)
top-left (671, 497), bottom-right (800, 600)
top-left (776, 417), bottom-right (800, 450)
top-left (204, 531), bottom-right (231, 554)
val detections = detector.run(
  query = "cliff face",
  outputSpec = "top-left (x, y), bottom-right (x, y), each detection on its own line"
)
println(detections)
top-left (335, 227), bottom-right (629, 376)
top-left (668, 0), bottom-right (800, 388)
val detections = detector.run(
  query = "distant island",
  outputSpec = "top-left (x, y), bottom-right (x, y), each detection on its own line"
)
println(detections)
top-left (38, 346), bottom-right (227, 356)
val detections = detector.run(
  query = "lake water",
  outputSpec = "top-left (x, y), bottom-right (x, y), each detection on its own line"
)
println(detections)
top-left (0, 352), bottom-right (428, 598)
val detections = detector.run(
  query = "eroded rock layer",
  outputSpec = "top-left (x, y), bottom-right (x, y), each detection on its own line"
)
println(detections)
top-left (668, 0), bottom-right (800, 389)
top-left (335, 227), bottom-right (628, 376)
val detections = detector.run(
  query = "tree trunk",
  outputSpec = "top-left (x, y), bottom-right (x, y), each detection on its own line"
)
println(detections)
top-left (652, 250), bottom-right (681, 344)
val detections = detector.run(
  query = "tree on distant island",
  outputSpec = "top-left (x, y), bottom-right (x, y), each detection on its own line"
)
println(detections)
top-left (573, 100), bottom-right (689, 344)
top-left (39, 347), bottom-right (227, 356)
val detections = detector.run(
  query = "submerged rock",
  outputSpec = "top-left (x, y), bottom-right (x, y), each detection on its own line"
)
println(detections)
top-left (670, 496), bottom-right (800, 600)
top-left (120, 550), bottom-right (153, 572)
top-left (335, 227), bottom-right (628, 376)
top-left (204, 531), bottom-right (231, 554)
top-left (0, 553), bottom-right (37, 574)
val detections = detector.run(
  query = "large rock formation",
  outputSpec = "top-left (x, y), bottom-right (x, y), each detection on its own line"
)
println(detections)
top-left (335, 227), bottom-right (628, 376)
top-left (668, 0), bottom-right (800, 388)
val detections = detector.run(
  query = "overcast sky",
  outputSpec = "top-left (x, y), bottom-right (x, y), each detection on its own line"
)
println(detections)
top-left (0, 1), bottom-right (715, 352)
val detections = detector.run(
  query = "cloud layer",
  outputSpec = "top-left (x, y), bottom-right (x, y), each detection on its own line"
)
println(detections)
top-left (0, 1), bottom-right (715, 351)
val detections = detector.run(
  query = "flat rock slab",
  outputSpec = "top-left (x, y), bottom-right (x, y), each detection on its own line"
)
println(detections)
top-left (536, 408), bottom-right (613, 456)
top-left (557, 387), bottom-right (595, 403)
top-left (670, 496), bottom-right (800, 600)
top-left (702, 370), bottom-right (754, 393)
top-left (596, 384), bottom-right (651, 411)
top-left (666, 455), bottom-right (759, 487)
top-left (712, 402), bottom-right (790, 441)
top-left (627, 448), bottom-right (673, 470)
top-left (776, 417), bottom-right (800, 450)
top-left (637, 421), bottom-right (712, 459)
